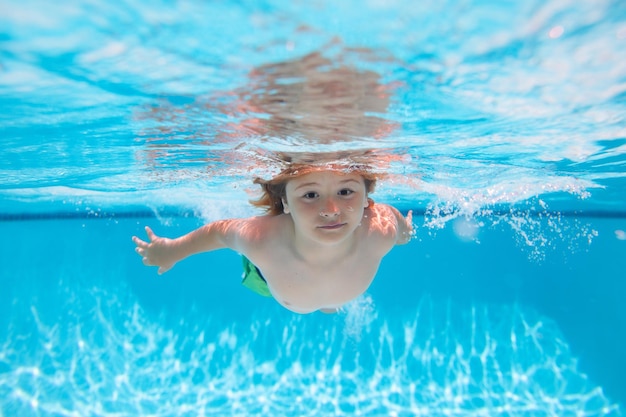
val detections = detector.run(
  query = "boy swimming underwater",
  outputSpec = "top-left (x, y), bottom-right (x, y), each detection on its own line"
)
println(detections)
top-left (133, 163), bottom-right (413, 314)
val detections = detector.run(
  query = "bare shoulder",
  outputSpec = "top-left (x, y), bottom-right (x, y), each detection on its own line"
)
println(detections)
top-left (362, 203), bottom-right (401, 234)
top-left (360, 202), bottom-right (411, 251)
top-left (246, 213), bottom-right (290, 230)
top-left (228, 214), bottom-right (285, 241)
top-left (227, 214), bottom-right (291, 254)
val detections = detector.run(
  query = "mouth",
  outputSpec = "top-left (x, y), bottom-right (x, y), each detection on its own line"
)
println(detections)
top-left (318, 223), bottom-right (347, 230)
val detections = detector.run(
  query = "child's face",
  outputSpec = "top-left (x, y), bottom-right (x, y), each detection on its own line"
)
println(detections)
top-left (283, 170), bottom-right (369, 245)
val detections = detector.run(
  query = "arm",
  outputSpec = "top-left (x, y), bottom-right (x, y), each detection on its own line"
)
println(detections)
top-left (363, 204), bottom-right (414, 259)
top-left (132, 219), bottom-right (255, 274)
top-left (367, 204), bottom-right (414, 245)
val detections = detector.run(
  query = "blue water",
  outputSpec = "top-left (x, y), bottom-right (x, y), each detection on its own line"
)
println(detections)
top-left (1, 0), bottom-right (626, 415)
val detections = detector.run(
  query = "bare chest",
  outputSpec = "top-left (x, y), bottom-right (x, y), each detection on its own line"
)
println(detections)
top-left (259, 254), bottom-right (382, 312)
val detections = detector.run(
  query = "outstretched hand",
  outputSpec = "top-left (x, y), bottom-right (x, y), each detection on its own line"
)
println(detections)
top-left (132, 226), bottom-right (177, 275)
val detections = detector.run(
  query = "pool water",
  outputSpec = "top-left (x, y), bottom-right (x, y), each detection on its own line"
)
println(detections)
top-left (1, 216), bottom-right (624, 415)
top-left (1, 0), bottom-right (625, 415)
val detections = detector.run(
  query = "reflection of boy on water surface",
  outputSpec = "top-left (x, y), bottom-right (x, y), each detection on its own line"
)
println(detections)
top-left (225, 50), bottom-right (396, 144)
top-left (134, 49), bottom-right (413, 314)
top-left (138, 48), bottom-right (397, 168)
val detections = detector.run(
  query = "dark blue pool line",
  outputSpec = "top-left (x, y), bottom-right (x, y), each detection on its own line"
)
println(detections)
top-left (1, 209), bottom-right (626, 221)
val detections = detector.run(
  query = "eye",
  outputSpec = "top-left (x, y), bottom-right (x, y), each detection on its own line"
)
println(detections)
top-left (302, 192), bottom-right (318, 199)
top-left (338, 188), bottom-right (354, 196)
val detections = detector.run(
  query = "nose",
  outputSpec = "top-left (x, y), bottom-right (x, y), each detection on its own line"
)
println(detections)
top-left (319, 198), bottom-right (340, 217)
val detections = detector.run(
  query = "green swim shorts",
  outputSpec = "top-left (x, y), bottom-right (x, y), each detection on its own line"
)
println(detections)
top-left (241, 256), bottom-right (272, 297)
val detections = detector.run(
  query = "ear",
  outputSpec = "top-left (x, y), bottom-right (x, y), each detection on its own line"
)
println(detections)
top-left (282, 197), bottom-right (290, 214)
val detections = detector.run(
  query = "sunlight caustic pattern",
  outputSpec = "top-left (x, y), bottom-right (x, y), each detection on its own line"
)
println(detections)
top-left (0, 287), bottom-right (620, 416)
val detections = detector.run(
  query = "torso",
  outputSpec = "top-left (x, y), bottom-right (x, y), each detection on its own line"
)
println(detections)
top-left (242, 204), bottom-right (397, 313)
top-left (259, 242), bottom-right (382, 313)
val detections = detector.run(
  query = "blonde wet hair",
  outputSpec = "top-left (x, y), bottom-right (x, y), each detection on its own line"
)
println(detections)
top-left (251, 163), bottom-right (378, 216)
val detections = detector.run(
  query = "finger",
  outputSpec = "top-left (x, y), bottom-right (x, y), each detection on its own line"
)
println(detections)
top-left (142, 257), bottom-right (151, 266)
top-left (145, 226), bottom-right (156, 241)
top-left (132, 236), bottom-right (148, 248)
top-left (135, 247), bottom-right (144, 256)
